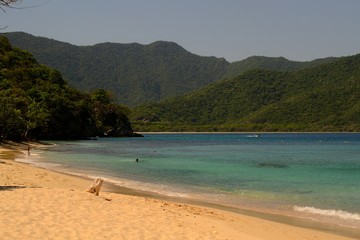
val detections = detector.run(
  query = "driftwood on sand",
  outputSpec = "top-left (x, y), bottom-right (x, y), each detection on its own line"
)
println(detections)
top-left (86, 178), bottom-right (104, 196)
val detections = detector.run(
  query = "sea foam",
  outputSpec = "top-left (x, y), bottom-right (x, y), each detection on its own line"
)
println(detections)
top-left (294, 206), bottom-right (360, 221)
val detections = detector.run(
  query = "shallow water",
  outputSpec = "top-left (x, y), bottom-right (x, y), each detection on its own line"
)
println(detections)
top-left (25, 133), bottom-right (360, 229)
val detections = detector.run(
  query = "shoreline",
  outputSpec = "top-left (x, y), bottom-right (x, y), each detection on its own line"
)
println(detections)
top-left (1, 142), bottom-right (359, 239)
top-left (137, 131), bottom-right (360, 134)
top-left (20, 161), bottom-right (360, 239)
top-left (88, 178), bottom-right (360, 240)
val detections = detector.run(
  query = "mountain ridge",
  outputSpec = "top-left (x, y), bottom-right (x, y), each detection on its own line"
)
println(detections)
top-left (2, 32), bottom-right (338, 106)
top-left (131, 54), bottom-right (360, 132)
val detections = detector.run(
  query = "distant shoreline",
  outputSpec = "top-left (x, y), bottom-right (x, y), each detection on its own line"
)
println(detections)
top-left (137, 131), bottom-right (360, 134)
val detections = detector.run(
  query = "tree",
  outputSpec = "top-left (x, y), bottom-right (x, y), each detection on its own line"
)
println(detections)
top-left (1, 0), bottom-right (20, 29)
top-left (90, 89), bottom-right (134, 136)
top-left (0, 35), bottom-right (141, 140)
top-left (1, 1), bottom-right (46, 13)
top-left (0, 94), bottom-right (26, 140)
top-left (0, 0), bottom-right (19, 11)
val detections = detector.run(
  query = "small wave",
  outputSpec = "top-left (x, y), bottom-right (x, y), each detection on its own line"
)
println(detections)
top-left (294, 206), bottom-right (360, 221)
top-left (15, 157), bottom-right (31, 163)
top-left (257, 163), bottom-right (288, 168)
top-left (105, 177), bottom-right (190, 198)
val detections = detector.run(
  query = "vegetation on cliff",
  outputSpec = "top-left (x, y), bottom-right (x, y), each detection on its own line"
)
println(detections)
top-left (0, 36), bottom-right (138, 141)
top-left (131, 54), bottom-right (360, 132)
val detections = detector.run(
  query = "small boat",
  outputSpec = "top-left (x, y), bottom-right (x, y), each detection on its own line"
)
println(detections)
top-left (246, 134), bottom-right (261, 138)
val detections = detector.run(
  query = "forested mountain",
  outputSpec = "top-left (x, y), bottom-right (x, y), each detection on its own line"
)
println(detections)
top-left (131, 54), bottom-right (360, 132)
top-left (2, 32), bottom-right (357, 133)
top-left (2, 32), bottom-right (228, 106)
top-left (2, 32), bottom-right (337, 106)
top-left (0, 36), bottom-right (138, 141)
top-left (224, 56), bottom-right (337, 79)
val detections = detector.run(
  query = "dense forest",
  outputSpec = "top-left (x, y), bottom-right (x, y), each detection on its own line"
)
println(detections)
top-left (0, 36), bottom-right (139, 141)
top-left (2, 32), bottom-right (358, 134)
top-left (224, 56), bottom-right (337, 79)
top-left (2, 32), bottom-right (228, 106)
top-left (2, 32), bottom-right (337, 106)
top-left (131, 54), bottom-right (360, 132)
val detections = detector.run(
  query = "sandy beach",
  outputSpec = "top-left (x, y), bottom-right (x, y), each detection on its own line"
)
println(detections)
top-left (0, 142), bottom-right (358, 240)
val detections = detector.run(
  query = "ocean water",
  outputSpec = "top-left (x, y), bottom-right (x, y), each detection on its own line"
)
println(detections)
top-left (25, 133), bottom-right (360, 230)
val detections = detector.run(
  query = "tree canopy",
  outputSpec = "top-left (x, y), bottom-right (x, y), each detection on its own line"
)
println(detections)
top-left (131, 54), bottom-right (360, 132)
top-left (0, 0), bottom-right (19, 11)
top-left (0, 36), bottom-right (139, 141)
top-left (2, 32), bottom-right (338, 106)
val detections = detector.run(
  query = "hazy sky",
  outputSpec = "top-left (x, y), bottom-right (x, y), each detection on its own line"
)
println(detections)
top-left (2, 0), bottom-right (360, 62)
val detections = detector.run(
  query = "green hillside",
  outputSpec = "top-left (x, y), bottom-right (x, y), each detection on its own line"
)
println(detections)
top-left (224, 56), bottom-right (337, 78)
top-left (0, 36), bottom-right (138, 141)
top-left (131, 54), bottom-right (360, 132)
top-left (2, 32), bottom-right (337, 106)
top-left (2, 32), bottom-right (229, 106)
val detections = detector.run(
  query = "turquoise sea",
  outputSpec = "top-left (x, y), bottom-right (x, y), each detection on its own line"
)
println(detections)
top-left (24, 133), bottom-right (360, 231)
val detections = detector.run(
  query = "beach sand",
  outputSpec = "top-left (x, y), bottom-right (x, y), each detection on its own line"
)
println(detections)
top-left (0, 143), bottom-right (357, 240)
